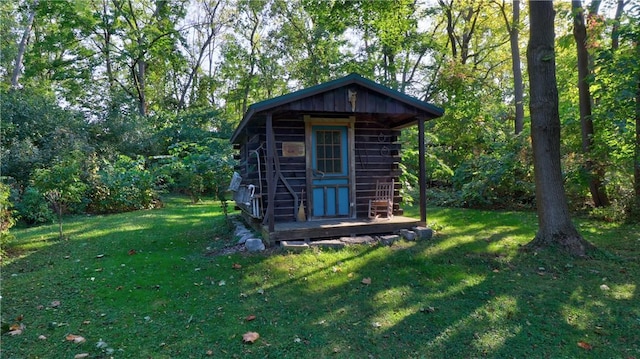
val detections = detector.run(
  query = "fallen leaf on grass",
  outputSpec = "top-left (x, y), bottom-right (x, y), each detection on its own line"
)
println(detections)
top-left (600, 284), bottom-right (610, 291)
top-left (361, 277), bottom-right (371, 285)
top-left (8, 324), bottom-right (25, 336)
top-left (74, 354), bottom-right (89, 359)
top-left (66, 334), bottom-right (86, 344)
top-left (232, 263), bottom-right (242, 269)
top-left (242, 331), bottom-right (260, 344)
top-left (577, 341), bottom-right (593, 350)
top-left (38, 335), bottom-right (47, 340)
top-left (245, 315), bottom-right (256, 322)
top-left (128, 249), bottom-right (137, 255)
top-left (51, 300), bottom-right (61, 308)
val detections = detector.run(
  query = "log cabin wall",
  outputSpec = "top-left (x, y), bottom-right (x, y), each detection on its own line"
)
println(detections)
top-left (231, 74), bottom-right (444, 224)
top-left (353, 119), bottom-right (402, 217)
top-left (234, 115), bottom-right (402, 223)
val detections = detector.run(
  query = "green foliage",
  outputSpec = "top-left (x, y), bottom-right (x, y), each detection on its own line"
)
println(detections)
top-left (0, 88), bottom-right (91, 185)
top-left (156, 140), bottom-right (234, 203)
top-left (31, 153), bottom-right (89, 215)
top-left (451, 137), bottom-right (534, 209)
top-left (0, 182), bottom-right (16, 256)
top-left (13, 187), bottom-right (55, 225)
top-left (87, 155), bottom-right (160, 214)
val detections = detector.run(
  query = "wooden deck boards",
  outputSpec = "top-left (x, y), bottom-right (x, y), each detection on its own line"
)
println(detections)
top-left (260, 216), bottom-right (421, 243)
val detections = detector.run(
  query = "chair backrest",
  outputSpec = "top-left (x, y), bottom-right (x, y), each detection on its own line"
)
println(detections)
top-left (375, 179), bottom-right (394, 202)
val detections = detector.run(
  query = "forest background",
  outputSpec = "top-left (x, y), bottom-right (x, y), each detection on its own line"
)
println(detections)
top-left (1, 0), bottom-right (639, 243)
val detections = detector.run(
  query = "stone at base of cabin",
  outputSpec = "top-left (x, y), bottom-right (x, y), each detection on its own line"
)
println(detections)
top-left (245, 238), bottom-right (265, 252)
top-left (379, 234), bottom-right (401, 246)
top-left (235, 228), bottom-right (251, 238)
top-left (309, 239), bottom-right (345, 249)
top-left (339, 236), bottom-right (375, 245)
top-left (238, 233), bottom-right (254, 244)
top-left (399, 229), bottom-right (416, 241)
top-left (412, 226), bottom-right (433, 240)
top-left (281, 241), bottom-right (310, 252)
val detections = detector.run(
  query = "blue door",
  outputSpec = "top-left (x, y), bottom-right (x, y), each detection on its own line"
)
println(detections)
top-left (311, 125), bottom-right (350, 218)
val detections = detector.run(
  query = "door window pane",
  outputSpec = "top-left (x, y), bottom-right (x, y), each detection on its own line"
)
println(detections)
top-left (316, 130), bottom-right (342, 174)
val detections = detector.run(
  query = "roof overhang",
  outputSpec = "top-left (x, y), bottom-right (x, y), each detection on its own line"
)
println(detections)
top-left (230, 73), bottom-right (444, 143)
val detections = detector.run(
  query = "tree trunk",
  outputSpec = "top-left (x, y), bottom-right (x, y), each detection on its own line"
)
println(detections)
top-left (635, 64), bottom-right (640, 206)
top-left (10, 0), bottom-right (39, 89)
top-left (525, 0), bottom-right (594, 257)
top-left (572, 0), bottom-right (609, 207)
top-left (501, 0), bottom-right (525, 134)
top-left (611, 0), bottom-right (625, 50)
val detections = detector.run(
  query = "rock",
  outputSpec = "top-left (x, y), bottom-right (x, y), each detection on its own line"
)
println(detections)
top-left (399, 229), bottom-right (416, 241)
top-left (379, 234), bottom-right (400, 246)
top-left (245, 238), bottom-right (265, 252)
top-left (281, 241), bottom-right (310, 252)
top-left (412, 226), bottom-right (434, 240)
top-left (235, 228), bottom-right (251, 237)
top-left (238, 233), bottom-right (254, 244)
top-left (309, 239), bottom-right (345, 249)
top-left (339, 236), bottom-right (375, 245)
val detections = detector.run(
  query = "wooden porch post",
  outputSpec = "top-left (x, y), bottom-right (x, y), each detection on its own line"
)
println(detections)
top-left (418, 117), bottom-right (427, 225)
top-left (265, 113), bottom-right (275, 233)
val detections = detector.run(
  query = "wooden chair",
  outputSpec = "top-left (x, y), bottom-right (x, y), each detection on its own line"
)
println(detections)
top-left (368, 179), bottom-right (394, 219)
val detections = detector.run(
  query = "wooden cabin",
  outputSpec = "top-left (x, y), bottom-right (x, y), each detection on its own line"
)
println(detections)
top-left (230, 73), bottom-right (444, 243)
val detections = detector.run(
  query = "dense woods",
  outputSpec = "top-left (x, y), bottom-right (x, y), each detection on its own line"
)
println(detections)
top-left (1, 0), bottom-right (639, 250)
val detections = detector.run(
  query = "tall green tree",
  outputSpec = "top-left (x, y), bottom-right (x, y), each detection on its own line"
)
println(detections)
top-left (110, 0), bottom-right (186, 116)
top-left (526, 0), bottom-right (592, 256)
top-left (496, 0), bottom-right (526, 134)
top-left (572, 0), bottom-right (610, 207)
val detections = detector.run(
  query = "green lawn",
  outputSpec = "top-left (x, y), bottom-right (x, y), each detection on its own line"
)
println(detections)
top-left (2, 197), bottom-right (639, 358)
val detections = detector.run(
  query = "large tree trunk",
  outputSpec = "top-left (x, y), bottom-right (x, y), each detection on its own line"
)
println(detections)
top-left (572, 0), bottom-right (610, 208)
top-left (10, 0), bottom-right (39, 89)
top-left (525, 0), bottom-right (594, 257)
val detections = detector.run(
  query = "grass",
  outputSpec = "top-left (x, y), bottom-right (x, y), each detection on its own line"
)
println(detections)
top-left (1, 196), bottom-right (639, 358)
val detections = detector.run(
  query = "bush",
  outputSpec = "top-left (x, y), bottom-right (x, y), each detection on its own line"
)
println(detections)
top-left (87, 155), bottom-right (160, 214)
top-left (1, 182), bottom-right (16, 256)
top-left (450, 138), bottom-right (534, 209)
top-left (14, 187), bottom-right (55, 224)
top-left (154, 140), bottom-right (234, 204)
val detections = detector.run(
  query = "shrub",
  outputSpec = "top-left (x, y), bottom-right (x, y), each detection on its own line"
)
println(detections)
top-left (0, 182), bottom-right (16, 256)
top-left (87, 155), bottom-right (160, 214)
top-left (14, 186), bottom-right (55, 224)
top-left (155, 140), bottom-right (234, 204)
top-left (451, 138), bottom-right (534, 209)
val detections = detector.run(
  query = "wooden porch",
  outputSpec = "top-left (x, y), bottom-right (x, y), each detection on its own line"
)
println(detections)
top-left (242, 213), bottom-right (421, 244)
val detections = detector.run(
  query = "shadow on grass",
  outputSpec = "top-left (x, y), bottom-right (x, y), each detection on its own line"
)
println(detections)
top-left (233, 208), bottom-right (639, 358)
top-left (2, 202), bottom-right (638, 358)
